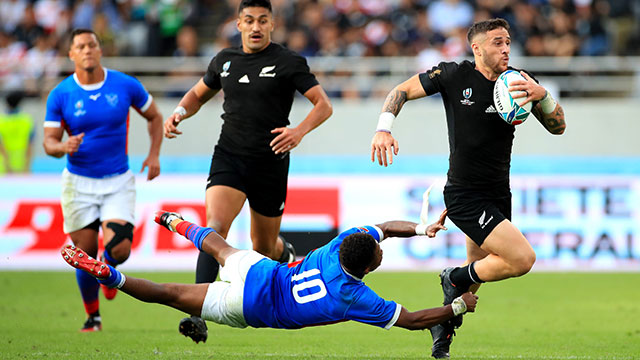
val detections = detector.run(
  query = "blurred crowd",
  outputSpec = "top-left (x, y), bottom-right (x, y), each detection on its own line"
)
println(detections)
top-left (1, 0), bottom-right (639, 97)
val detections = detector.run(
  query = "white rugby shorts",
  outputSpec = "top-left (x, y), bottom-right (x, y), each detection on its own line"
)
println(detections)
top-left (200, 250), bottom-right (267, 328)
top-left (60, 169), bottom-right (136, 233)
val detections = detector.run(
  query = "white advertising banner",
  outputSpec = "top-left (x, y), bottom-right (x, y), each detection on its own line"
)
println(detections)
top-left (1, 174), bottom-right (639, 271)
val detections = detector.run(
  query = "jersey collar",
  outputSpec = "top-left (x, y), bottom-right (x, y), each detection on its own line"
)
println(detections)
top-left (340, 264), bottom-right (363, 282)
top-left (73, 67), bottom-right (108, 91)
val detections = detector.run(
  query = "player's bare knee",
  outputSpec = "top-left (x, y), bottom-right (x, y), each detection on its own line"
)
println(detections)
top-left (206, 218), bottom-right (229, 237)
top-left (512, 251), bottom-right (536, 277)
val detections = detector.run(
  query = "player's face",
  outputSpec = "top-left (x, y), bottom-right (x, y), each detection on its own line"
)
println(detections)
top-left (237, 6), bottom-right (274, 53)
top-left (69, 33), bottom-right (102, 71)
top-left (477, 28), bottom-right (511, 75)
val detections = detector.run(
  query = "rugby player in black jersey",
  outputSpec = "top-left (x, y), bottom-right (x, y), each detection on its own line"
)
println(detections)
top-left (370, 18), bottom-right (565, 359)
top-left (163, 0), bottom-right (332, 343)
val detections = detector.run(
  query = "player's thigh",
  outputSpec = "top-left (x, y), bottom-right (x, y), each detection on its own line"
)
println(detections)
top-left (161, 282), bottom-right (210, 317)
top-left (200, 281), bottom-right (248, 328)
top-left (100, 173), bottom-right (136, 227)
top-left (480, 219), bottom-right (535, 267)
top-left (205, 185), bottom-right (247, 235)
top-left (249, 209), bottom-right (282, 255)
top-left (60, 169), bottom-right (101, 234)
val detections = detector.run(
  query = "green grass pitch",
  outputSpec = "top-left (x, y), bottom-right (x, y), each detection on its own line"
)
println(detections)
top-left (1, 271), bottom-right (639, 359)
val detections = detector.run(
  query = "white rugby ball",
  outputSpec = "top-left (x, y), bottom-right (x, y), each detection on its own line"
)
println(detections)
top-left (493, 70), bottom-right (532, 125)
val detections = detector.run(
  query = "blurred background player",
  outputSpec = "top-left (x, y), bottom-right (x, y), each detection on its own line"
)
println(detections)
top-left (61, 210), bottom-right (478, 341)
top-left (163, 0), bottom-right (332, 342)
top-left (370, 18), bottom-right (566, 359)
top-left (0, 91), bottom-right (34, 175)
top-left (42, 29), bottom-right (164, 332)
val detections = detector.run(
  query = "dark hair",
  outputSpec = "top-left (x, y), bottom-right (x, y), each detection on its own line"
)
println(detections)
top-left (69, 28), bottom-right (99, 45)
top-left (466, 18), bottom-right (510, 44)
top-left (238, 0), bottom-right (272, 13)
top-left (339, 232), bottom-right (377, 278)
top-left (6, 91), bottom-right (24, 109)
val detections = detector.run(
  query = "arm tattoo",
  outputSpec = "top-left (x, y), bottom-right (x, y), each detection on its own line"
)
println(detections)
top-left (533, 103), bottom-right (566, 135)
top-left (382, 89), bottom-right (408, 116)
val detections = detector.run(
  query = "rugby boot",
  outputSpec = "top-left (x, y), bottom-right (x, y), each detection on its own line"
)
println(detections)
top-left (154, 211), bottom-right (184, 232)
top-left (61, 245), bottom-right (110, 280)
top-left (80, 316), bottom-right (102, 332)
top-left (430, 320), bottom-right (456, 359)
top-left (179, 316), bottom-right (208, 343)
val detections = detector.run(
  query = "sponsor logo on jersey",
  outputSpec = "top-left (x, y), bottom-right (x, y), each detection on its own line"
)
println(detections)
top-left (106, 93), bottom-right (118, 107)
top-left (238, 74), bottom-right (250, 83)
top-left (74, 100), bottom-right (86, 117)
top-left (460, 88), bottom-right (474, 106)
top-left (259, 65), bottom-right (276, 77)
top-left (357, 227), bottom-right (370, 233)
top-left (89, 93), bottom-right (101, 101)
top-left (485, 105), bottom-right (497, 113)
top-left (428, 69), bottom-right (442, 79)
top-left (478, 210), bottom-right (494, 229)
top-left (221, 61), bottom-right (231, 77)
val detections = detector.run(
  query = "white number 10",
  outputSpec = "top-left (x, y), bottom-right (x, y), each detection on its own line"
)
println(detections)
top-left (291, 268), bottom-right (327, 304)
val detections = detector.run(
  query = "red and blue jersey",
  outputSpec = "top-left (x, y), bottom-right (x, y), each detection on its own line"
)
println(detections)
top-left (44, 68), bottom-right (152, 178)
top-left (243, 226), bottom-right (402, 329)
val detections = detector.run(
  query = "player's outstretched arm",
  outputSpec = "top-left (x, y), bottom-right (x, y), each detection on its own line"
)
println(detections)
top-left (376, 220), bottom-right (427, 240)
top-left (138, 99), bottom-right (163, 180)
top-left (394, 292), bottom-right (478, 330)
top-left (270, 84), bottom-right (332, 155)
top-left (371, 74), bottom-right (427, 167)
top-left (164, 78), bottom-right (219, 139)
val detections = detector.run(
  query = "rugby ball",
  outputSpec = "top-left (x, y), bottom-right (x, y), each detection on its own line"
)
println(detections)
top-left (493, 70), bottom-right (532, 125)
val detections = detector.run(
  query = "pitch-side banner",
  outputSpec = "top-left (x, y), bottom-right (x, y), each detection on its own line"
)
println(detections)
top-left (1, 175), bottom-right (638, 271)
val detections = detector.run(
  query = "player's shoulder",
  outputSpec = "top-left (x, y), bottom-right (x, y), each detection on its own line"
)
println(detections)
top-left (105, 68), bottom-right (139, 83)
top-left (270, 42), bottom-right (308, 63)
top-left (48, 75), bottom-right (76, 97)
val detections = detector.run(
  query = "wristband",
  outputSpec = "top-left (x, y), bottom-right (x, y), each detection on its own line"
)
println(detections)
top-left (173, 106), bottom-right (187, 117)
top-left (376, 112), bottom-right (395, 133)
top-left (539, 91), bottom-right (557, 114)
top-left (451, 296), bottom-right (467, 316)
top-left (415, 224), bottom-right (428, 235)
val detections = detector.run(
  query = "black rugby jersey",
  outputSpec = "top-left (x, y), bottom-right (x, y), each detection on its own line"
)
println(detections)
top-left (203, 42), bottom-right (319, 157)
top-left (419, 60), bottom-right (536, 188)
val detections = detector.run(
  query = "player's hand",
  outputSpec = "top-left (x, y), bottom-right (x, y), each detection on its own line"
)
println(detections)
top-left (141, 155), bottom-right (160, 180)
top-left (164, 113), bottom-right (183, 139)
top-left (371, 131), bottom-right (399, 167)
top-left (426, 209), bottom-right (448, 238)
top-left (461, 292), bottom-right (478, 313)
top-left (64, 132), bottom-right (85, 155)
top-left (508, 71), bottom-right (546, 106)
top-left (270, 127), bottom-right (303, 155)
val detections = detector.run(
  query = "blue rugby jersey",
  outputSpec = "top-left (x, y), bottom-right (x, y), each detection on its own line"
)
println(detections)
top-left (44, 68), bottom-right (152, 178)
top-left (243, 226), bottom-right (402, 329)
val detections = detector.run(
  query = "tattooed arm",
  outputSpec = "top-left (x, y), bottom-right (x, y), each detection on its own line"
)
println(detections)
top-left (531, 101), bottom-right (566, 135)
top-left (371, 75), bottom-right (427, 166)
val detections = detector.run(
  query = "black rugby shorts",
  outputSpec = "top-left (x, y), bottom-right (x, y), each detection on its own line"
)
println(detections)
top-left (443, 184), bottom-right (512, 246)
top-left (207, 146), bottom-right (289, 217)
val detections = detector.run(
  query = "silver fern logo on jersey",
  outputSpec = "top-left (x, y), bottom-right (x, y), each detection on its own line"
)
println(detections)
top-left (221, 61), bottom-right (231, 77)
top-left (460, 88), bottom-right (474, 106)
